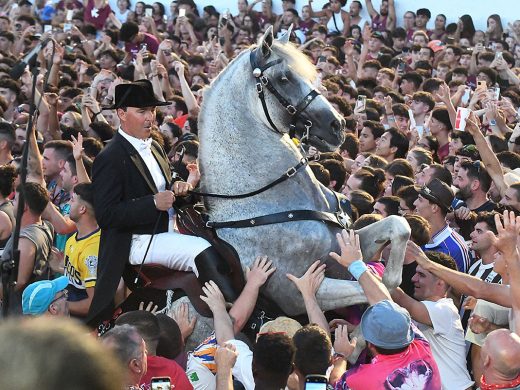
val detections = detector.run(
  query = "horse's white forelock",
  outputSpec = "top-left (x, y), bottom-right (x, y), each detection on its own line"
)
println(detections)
top-left (270, 41), bottom-right (317, 83)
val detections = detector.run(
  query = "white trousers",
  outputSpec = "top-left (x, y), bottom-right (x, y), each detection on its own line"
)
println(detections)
top-left (128, 231), bottom-right (211, 277)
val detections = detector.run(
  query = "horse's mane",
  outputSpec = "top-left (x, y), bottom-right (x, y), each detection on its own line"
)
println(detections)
top-left (270, 41), bottom-right (318, 84)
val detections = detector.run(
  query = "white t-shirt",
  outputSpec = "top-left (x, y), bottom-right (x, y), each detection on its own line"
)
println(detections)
top-left (465, 299), bottom-right (510, 347)
top-left (416, 298), bottom-right (474, 390)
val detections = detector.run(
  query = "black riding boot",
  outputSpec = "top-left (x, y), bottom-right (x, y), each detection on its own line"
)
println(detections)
top-left (194, 247), bottom-right (238, 302)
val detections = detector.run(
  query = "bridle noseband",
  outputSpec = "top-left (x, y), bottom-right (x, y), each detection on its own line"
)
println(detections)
top-left (249, 48), bottom-right (321, 142)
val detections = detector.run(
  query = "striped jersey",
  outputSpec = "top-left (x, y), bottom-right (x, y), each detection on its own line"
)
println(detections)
top-left (461, 259), bottom-right (502, 329)
top-left (423, 224), bottom-right (472, 273)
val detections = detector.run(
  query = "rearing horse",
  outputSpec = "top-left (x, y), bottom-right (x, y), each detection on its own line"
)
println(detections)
top-left (197, 26), bottom-right (410, 318)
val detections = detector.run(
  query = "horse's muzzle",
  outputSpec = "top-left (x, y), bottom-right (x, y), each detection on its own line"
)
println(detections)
top-left (331, 117), bottom-right (346, 142)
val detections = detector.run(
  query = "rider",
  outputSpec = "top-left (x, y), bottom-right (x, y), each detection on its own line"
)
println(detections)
top-left (87, 79), bottom-right (237, 328)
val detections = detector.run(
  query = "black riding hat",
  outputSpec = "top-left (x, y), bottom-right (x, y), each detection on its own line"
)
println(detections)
top-left (110, 79), bottom-right (171, 109)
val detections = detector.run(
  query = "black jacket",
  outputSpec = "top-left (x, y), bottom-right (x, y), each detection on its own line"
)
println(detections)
top-left (86, 131), bottom-right (172, 327)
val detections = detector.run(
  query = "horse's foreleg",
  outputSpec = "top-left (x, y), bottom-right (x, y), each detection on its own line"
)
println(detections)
top-left (315, 277), bottom-right (368, 311)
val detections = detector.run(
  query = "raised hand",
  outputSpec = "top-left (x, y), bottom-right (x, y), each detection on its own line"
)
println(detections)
top-left (245, 255), bottom-right (276, 289)
top-left (286, 260), bottom-right (326, 298)
top-left (334, 325), bottom-right (357, 358)
top-left (169, 301), bottom-right (197, 340)
top-left (71, 133), bottom-right (84, 161)
top-left (138, 300), bottom-right (159, 314)
top-left (200, 280), bottom-right (227, 313)
top-left (494, 210), bottom-right (520, 257)
top-left (329, 230), bottom-right (363, 268)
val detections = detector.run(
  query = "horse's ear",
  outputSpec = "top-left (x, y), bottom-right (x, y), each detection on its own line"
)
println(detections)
top-left (278, 24), bottom-right (293, 44)
top-left (258, 26), bottom-right (274, 58)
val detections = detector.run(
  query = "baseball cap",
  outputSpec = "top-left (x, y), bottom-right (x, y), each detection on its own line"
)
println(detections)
top-left (22, 276), bottom-right (69, 316)
top-left (428, 40), bottom-right (445, 53)
top-left (361, 300), bottom-right (414, 349)
top-left (415, 178), bottom-right (454, 212)
top-left (259, 316), bottom-right (302, 338)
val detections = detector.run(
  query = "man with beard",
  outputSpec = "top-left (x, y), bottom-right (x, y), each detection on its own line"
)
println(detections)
top-left (453, 160), bottom-right (497, 240)
top-left (0, 122), bottom-right (15, 165)
top-left (414, 178), bottom-right (471, 273)
top-left (365, 0), bottom-right (395, 32)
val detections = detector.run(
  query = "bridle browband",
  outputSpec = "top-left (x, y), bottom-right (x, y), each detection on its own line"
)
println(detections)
top-left (249, 47), bottom-right (321, 141)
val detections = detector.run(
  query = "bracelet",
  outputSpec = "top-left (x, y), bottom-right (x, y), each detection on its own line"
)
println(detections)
top-left (490, 119), bottom-right (497, 126)
top-left (91, 111), bottom-right (101, 121)
top-left (387, 114), bottom-right (395, 121)
top-left (348, 260), bottom-right (368, 280)
top-left (81, 39), bottom-right (88, 44)
top-left (150, 73), bottom-right (159, 78)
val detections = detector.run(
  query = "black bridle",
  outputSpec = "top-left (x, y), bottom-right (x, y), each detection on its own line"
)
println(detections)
top-left (249, 47), bottom-right (321, 141)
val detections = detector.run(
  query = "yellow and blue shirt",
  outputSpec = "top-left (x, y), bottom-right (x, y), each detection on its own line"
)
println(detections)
top-left (64, 228), bottom-right (100, 302)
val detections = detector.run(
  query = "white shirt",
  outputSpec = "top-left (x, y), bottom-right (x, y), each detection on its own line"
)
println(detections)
top-left (416, 298), bottom-right (474, 390)
top-left (118, 129), bottom-right (166, 192)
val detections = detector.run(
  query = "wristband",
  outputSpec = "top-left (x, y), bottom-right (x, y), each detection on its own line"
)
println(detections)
top-left (490, 119), bottom-right (497, 126)
top-left (348, 260), bottom-right (368, 280)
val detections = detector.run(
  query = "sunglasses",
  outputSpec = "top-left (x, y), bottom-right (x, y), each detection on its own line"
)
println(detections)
top-left (50, 290), bottom-right (68, 305)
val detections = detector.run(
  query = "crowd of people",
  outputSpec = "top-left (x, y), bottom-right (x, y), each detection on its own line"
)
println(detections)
top-left (0, 0), bottom-right (520, 389)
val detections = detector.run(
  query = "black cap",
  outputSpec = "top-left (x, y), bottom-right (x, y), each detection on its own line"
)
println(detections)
top-left (415, 178), bottom-right (454, 212)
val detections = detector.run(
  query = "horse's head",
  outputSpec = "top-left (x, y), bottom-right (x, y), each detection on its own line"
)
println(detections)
top-left (250, 26), bottom-right (346, 152)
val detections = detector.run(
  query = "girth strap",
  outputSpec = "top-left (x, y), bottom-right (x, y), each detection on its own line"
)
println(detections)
top-left (206, 209), bottom-right (346, 229)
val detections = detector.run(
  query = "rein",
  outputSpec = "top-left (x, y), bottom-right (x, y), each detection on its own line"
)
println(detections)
top-left (189, 157), bottom-right (308, 199)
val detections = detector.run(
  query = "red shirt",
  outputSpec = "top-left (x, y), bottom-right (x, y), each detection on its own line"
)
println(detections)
top-left (125, 33), bottom-right (160, 59)
top-left (139, 355), bottom-right (193, 390)
top-left (83, 0), bottom-right (112, 30)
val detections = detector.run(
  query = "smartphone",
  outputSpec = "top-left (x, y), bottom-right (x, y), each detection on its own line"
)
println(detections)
top-left (402, 47), bottom-right (410, 54)
top-left (151, 377), bottom-right (171, 390)
top-left (477, 80), bottom-right (487, 90)
top-left (66, 9), bottom-right (74, 21)
top-left (44, 24), bottom-right (52, 33)
top-left (356, 95), bottom-right (366, 112)
top-left (318, 55), bottom-right (326, 63)
top-left (178, 8), bottom-right (186, 17)
top-left (461, 87), bottom-right (471, 105)
top-left (493, 86), bottom-right (500, 101)
top-left (63, 23), bottom-right (72, 32)
top-left (408, 108), bottom-right (416, 128)
top-left (304, 375), bottom-right (327, 390)
top-left (145, 7), bottom-right (153, 17)
top-left (397, 59), bottom-right (406, 73)
top-left (495, 51), bottom-right (503, 60)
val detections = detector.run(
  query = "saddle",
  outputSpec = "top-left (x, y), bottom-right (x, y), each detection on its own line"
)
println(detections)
top-left (123, 204), bottom-right (246, 317)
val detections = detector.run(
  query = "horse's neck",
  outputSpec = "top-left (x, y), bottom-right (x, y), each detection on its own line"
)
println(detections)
top-left (199, 108), bottom-right (304, 193)
top-left (198, 53), bottom-right (330, 215)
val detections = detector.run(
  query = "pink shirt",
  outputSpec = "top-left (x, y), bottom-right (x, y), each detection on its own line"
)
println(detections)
top-left (334, 327), bottom-right (442, 390)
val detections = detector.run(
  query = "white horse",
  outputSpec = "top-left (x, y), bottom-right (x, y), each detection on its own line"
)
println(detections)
top-left (195, 26), bottom-right (410, 324)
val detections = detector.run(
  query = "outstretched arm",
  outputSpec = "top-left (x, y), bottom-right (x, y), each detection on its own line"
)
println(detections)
top-left (229, 256), bottom-right (275, 334)
top-left (330, 230), bottom-right (392, 305)
top-left (465, 113), bottom-right (507, 198)
top-left (287, 260), bottom-right (330, 335)
top-left (200, 281), bottom-right (234, 344)
top-left (408, 242), bottom-right (511, 307)
top-left (496, 211), bottom-right (520, 334)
